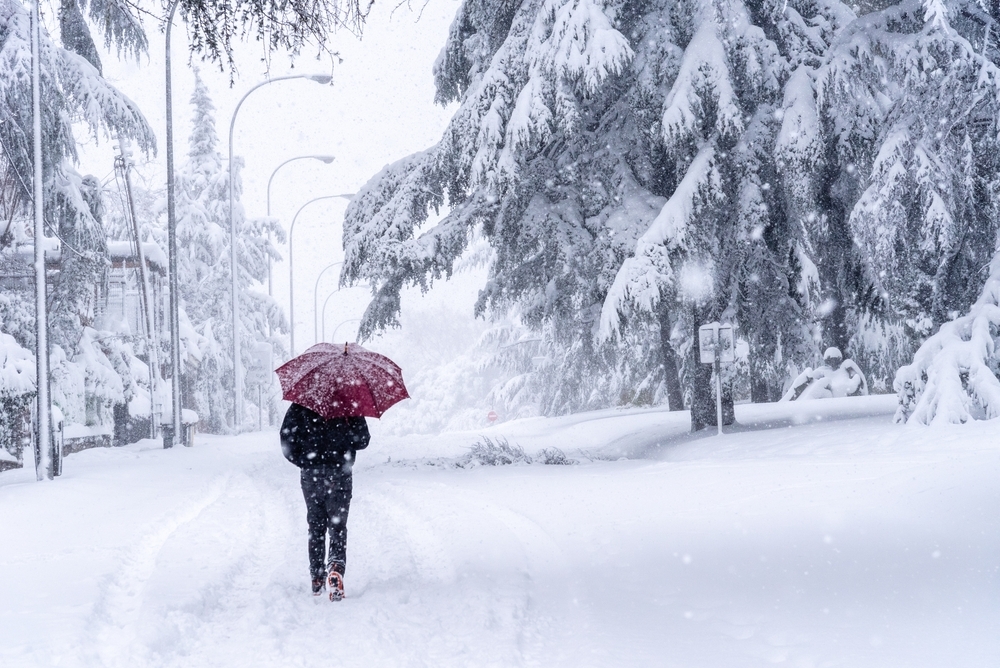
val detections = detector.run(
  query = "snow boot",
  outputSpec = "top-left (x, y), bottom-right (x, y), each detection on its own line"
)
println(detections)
top-left (311, 579), bottom-right (326, 596)
top-left (327, 562), bottom-right (345, 602)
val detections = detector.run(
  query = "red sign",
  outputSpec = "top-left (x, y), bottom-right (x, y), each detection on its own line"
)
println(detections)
top-left (487, 410), bottom-right (498, 423)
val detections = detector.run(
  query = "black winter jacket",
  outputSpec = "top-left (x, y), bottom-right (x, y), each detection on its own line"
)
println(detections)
top-left (280, 403), bottom-right (371, 470)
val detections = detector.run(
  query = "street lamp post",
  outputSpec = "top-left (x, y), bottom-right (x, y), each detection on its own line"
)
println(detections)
top-left (287, 194), bottom-right (353, 356)
top-left (164, 0), bottom-right (182, 447)
top-left (228, 74), bottom-right (331, 429)
top-left (267, 155), bottom-right (335, 298)
top-left (313, 261), bottom-right (342, 343)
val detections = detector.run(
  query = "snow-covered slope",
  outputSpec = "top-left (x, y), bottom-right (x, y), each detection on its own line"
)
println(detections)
top-left (1, 396), bottom-right (997, 667)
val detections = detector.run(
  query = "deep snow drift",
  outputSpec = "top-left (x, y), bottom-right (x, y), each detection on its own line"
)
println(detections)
top-left (1, 396), bottom-right (997, 667)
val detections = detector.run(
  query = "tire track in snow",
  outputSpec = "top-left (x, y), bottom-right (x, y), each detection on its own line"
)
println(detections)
top-left (149, 465), bottom-right (301, 668)
top-left (352, 480), bottom-right (460, 592)
top-left (84, 473), bottom-right (231, 667)
top-left (346, 476), bottom-right (576, 666)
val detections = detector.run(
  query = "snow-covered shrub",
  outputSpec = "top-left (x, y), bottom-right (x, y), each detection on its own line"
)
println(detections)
top-left (848, 313), bottom-right (914, 393)
top-left (536, 447), bottom-right (576, 465)
top-left (464, 438), bottom-right (578, 466)
top-left (467, 436), bottom-right (531, 466)
top-left (895, 257), bottom-right (1000, 425)
top-left (49, 345), bottom-right (86, 425)
top-left (0, 292), bottom-right (34, 350)
top-left (74, 328), bottom-right (125, 427)
top-left (0, 331), bottom-right (34, 463)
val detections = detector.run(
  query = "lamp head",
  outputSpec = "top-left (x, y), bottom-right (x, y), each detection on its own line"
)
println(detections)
top-left (307, 74), bottom-right (333, 85)
top-left (314, 155), bottom-right (335, 164)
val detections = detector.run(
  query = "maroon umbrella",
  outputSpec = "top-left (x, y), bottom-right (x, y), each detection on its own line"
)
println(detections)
top-left (276, 342), bottom-right (409, 419)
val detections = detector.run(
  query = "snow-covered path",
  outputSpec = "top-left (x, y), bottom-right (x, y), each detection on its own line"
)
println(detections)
top-left (2, 399), bottom-right (998, 667)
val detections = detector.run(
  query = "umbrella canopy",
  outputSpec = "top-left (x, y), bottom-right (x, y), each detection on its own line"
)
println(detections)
top-left (276, 342), bottom-right (409, 419)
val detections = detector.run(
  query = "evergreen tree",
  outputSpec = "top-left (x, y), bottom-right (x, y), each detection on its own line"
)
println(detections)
top-left (344, 0), bottom-right (1000, 425)
top-left (882, 0), bottom-right (1000, 422)
top-left (174, 71), bottom-right (285, 432)
top-left (344, 0), bottom-right (846, 423)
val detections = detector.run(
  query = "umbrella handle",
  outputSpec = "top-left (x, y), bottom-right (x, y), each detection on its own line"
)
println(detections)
top-left (344, 342), bottom-right (348, 355)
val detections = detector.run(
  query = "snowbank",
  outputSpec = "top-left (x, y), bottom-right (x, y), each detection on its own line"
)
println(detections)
top-left (0, 332), bottom-right (34, 398)
top-left (0, 400), bottom-right (995, 667)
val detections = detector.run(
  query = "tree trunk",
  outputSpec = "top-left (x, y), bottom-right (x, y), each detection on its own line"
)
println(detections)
top-left (749, 344), bottom-right (780, 403)
top-left (657, 302), bottom-right (684, 411)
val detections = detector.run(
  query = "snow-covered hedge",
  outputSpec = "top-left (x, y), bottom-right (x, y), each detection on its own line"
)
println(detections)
top-left (0, 332), bottom-right (34, 463)
top-left (895, 257), bottom-right (1000, 424)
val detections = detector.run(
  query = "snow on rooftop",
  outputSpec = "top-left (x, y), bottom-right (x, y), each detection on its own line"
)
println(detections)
top-left (107, 240), bottom-right (168, 270)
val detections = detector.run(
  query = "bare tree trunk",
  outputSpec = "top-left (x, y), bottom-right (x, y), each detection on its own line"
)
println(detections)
top-left (657, 301), bottom-right (684, 411)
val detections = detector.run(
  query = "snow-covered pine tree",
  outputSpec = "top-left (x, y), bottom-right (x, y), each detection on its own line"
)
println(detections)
top-left (345, 0), bottom-right (665, 416)
top-left (345, 0), bottom-right (1000, 423)
top-left (174, 71), bottom-right (285, 432)
top-left (885, 0), bottom-right (1000, 422)
top-left (341, 0), bottom-right (860, 423)
top-left (0, 0), bottom-right (153, 432)
top-left (597, 0), bottom-right (862, 427)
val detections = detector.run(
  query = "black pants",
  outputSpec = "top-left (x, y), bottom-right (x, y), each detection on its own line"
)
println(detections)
top-left (300, 466), bottom-right (353, 581)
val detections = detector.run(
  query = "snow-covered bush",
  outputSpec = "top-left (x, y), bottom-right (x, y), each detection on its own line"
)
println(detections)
top-left (467, 437), bottom-right (531, 466)
top-left (848, 313), bottom-right (914, 393)
top-left (537, 447), bottom-right (576, 465)
top-left (0, 331), bottom-right (34, 463)
top-left (464, 437), bottom-right (577, 466)
top-left (895, 257), bottom-right (1000, 424)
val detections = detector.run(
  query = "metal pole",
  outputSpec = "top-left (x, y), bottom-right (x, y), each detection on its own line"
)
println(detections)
top-left (31, 0), bottom-right (52, 480)
top-left (266, 155), bottom-right (334, 299)
top-left (118, 142), bottom-right (159, 439)
top-left (165, 0), bottom-right (183, 447)
top-left (288, 194), bottom-right (349, 356)
top-left (229, 76), bottom-right (331, 429)
top-left (313, 261), bottom-right (342, 342)
top-left (715, 356), bottom-right (723, 437)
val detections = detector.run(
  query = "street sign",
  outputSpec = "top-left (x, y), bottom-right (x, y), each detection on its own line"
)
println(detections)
top-left (697, 322), bottom-right (735, 436)
top-left (487, 410), bottom-right (498, 423)
top-left (245, 343), bottom-right (273, 386)
top-left (698, 322), bottom-right (735, 363)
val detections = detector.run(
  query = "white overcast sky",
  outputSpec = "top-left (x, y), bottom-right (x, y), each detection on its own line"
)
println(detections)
top-left (76, 0), bottom-right (461, 347)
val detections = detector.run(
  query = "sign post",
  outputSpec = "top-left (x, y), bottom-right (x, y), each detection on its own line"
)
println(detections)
top-left (698, 322), bottom-right (735, 436)
top-left (245, 343), bottom-right (273, 431)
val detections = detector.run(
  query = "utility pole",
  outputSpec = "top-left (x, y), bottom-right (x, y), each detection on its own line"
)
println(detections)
top-left (116, 141), bottom-right (159, 438)
top-left (164, 0), bottom-right (183, 446)
top-left (31, 0), bottom-right (53, 480)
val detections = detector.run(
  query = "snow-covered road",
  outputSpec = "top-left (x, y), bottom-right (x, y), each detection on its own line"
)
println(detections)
top-left (2, 398), bottom-right (998, 667)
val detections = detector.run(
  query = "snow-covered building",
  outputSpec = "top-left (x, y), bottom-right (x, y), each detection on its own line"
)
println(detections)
top-left (100, 240), bottom-right (168, 338)
top-left (0, 237), bottom-right (169, 466)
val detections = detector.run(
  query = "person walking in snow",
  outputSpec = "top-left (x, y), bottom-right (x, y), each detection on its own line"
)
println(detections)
top-left (280, 402), bottom-right (370, 601)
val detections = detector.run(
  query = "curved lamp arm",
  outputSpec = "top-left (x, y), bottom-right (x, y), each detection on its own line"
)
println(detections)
top-left (330, 318), bottom-right (362, 345)
top-left (227, 73), bottom-right (331, 428)
top-left (313, 261), bottom-right (343, 343)
top-left (265, 154), bottom-right (335, 299)
top-left (266, 155), bottom-right (336, 217)
top-left (288, 194), bottom-right (352, 356)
